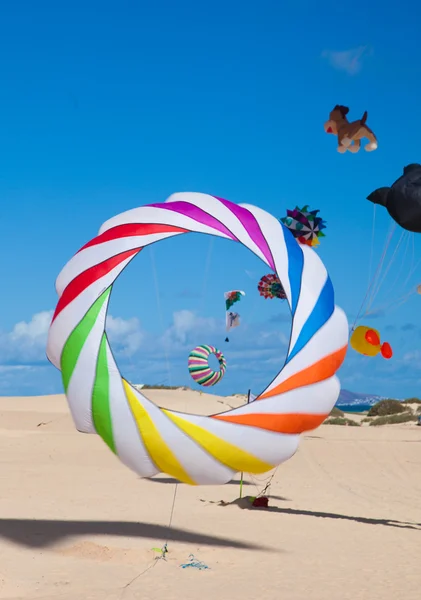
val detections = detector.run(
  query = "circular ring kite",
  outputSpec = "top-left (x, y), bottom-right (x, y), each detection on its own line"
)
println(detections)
top-left (47, 192), bottom-right (349, 486)
top-left (188, 345), bottom-right (226, 387)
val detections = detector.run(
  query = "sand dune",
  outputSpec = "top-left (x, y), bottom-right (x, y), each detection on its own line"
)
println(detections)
top-left (0, 390), bottom-right (420, 599)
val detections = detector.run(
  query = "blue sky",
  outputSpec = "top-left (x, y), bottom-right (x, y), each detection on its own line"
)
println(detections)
top-left (1, 0), bottom-right (421, 399)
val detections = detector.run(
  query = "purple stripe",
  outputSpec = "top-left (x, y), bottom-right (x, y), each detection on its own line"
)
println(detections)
top-left (196, 370), bottom-right (213, 381)
top-left (188, 359), bottom-right (208, 366)
top-left (191, 372), bottom-right (206, 380)
top-left (214, 196), bottom-right (275, 270)
top-left (149, 201), bottom-right (236, 241)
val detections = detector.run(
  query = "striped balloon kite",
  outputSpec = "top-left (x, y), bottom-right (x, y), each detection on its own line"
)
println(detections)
top-left (188, 345), bottom-right (226, 386)
top-left (47, 192), bottom-right (349, 486)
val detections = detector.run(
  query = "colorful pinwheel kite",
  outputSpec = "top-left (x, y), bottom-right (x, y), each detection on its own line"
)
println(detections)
top-left (280, 205), bottom-right (326, 247)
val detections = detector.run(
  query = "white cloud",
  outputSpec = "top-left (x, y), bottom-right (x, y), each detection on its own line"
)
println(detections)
top-left (0, 310), bottom-right (144, 366)
top-left (322, 45), bottom-right (371, 75)
top-left (0, 311), bottom-right (53, 365)
top-left (0, 365), bottom-right (33, 373)
top-left (402, 350), bottom-right (421, 364)
top-left (164, 310), bottom-right (219, 345)
top-left (9, 310), bottom-right (53, 345)
top-left (106, 315), bottom-right (143, 355)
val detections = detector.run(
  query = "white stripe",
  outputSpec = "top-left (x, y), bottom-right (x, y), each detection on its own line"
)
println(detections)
top-left (106, 347), bottom-right (159, 478)
top-left (289, 245), bottom-right (329, 351)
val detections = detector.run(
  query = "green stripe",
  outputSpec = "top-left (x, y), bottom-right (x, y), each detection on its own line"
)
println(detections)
top-left (197, 371), bottom-right (216, 384)
top-left (60, 288), bottom-right (111, 391)
top-left (92, 333), bottom-right (116, 453)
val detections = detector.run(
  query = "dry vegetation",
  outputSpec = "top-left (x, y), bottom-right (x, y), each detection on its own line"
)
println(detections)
top-left (324, 417), bottom-right (360, 426)
top-left (364, 399), bottom-right (421, 425)
top-left (325, 398), bottom-right (421, 427)
top-left (367, 399), bottom-right (406, 417)
top-left (365, 413), bottom-right (418, 426)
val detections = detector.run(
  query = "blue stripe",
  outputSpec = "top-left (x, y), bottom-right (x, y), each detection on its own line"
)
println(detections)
top-left (281, 223), bottom-right (303, 316)
top-left (286, 275), bottom-right (335, 363)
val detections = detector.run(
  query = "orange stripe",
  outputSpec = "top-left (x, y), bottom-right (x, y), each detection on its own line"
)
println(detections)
top-left (259, 345), bottom-right (348, 399)
top-left (213, 412), bottom-right (328, 434)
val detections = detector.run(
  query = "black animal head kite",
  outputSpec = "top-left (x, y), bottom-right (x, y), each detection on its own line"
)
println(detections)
top-left (367, 164), bottom-right (421, 233)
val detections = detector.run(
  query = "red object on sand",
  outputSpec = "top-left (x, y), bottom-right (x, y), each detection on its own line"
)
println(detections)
top-left (252, 496), bottom-right (269, 508)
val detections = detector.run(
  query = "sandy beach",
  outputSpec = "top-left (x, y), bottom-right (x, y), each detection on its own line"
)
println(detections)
top-left (0, 389), bottom-right (420, 600)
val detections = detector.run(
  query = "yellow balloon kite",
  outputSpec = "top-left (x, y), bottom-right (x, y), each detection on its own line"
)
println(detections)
top-left (350, 326), bottom-right (392, 359)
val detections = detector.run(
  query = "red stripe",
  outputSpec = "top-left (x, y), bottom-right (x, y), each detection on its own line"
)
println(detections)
top-left (52, 248), bottom-right (140, 322)
top-left (78, 223), bottom-right (189, 252)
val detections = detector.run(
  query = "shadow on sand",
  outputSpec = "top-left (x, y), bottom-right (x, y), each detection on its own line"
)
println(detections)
top-left (215, 496), bottom-right (421, 531)
top-left (0, 518), bottom-right (270, 550)
top-left (145, 476), bottom-right (252, 486)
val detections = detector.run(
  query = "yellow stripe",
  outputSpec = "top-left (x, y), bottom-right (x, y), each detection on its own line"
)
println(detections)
top-left (122, 380), bottom-right (195, 485)
top-left (162, 409), bottom-right (274, 474)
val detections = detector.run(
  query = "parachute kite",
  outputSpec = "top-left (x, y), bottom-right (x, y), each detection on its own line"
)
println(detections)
top-left (188, 345), bottom-right (226, 387)
top-left (324, 105), bottom-right (378, 153)
top-left (280, 205), bottom-right (326, 247)
top-left (350, 326), bottom-right (392, 359)
top-left (224, 289), bottom-right (245, 342)
top-left (46, 191), bottom-right (348, 486)
top-left (367, 164), bottom-right (421, 233)
top-left (258, 273), bottom-right (287, 300)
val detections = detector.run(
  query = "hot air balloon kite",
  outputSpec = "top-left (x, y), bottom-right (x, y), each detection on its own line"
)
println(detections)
top-left (280, 205), bottom-right (326, 248)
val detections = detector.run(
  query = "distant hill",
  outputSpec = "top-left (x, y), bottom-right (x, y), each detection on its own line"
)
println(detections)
top-left (336, 389), bottom-right (389, 412)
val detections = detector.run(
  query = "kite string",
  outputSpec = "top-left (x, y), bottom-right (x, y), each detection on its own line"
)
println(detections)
top-left (200, 237), bottom-right (214, 316)
top-left (365, 227), bottom-right (405, 314)
top-left (371, 233), bottom-right (419, 315)
top-left (150, 247), bottom-right (172, 386)
top-left (385, 231), bottom-right (410, 296)
top-left (352, 222), bottom-right (395, 329)
top-left (248, 466), bottom-right (278, 498)
top-left (367, 204), bottom-right (377, 289)
top-left (120, 483), bottom-right (179, 595)
top-left (165, 482), bottom-right (178, 546)
top-left (402, 233), bottom-right (416, 287)
top-left (365, 222), bottom-right (396, 309)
